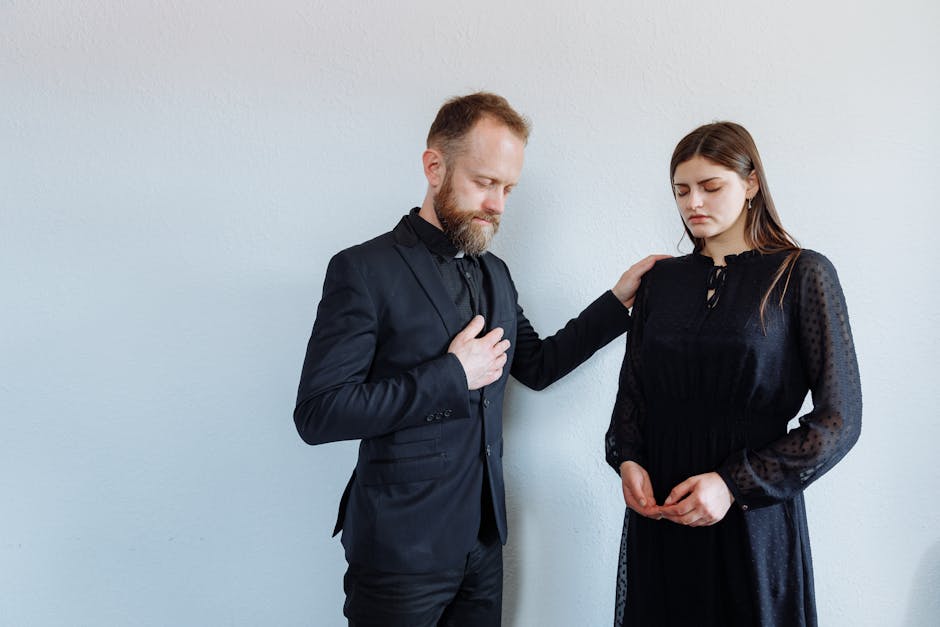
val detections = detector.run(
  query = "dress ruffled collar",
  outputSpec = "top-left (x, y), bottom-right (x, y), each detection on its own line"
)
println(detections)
top-left (692, 249), bottom-right (761, 266)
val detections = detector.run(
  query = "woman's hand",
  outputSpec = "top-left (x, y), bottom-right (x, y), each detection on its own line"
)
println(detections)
top-left (659, 472), bottom-right (734, 527)
top-left (619, 461), bottom-right (661, 519)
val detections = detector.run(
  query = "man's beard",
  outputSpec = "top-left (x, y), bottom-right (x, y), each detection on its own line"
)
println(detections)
top-left (433, 172), bottom-right (500, 256)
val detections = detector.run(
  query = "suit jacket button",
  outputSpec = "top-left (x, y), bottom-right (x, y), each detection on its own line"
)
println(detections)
top-left (483, 399), bottom-right (490, 408)
top-left (485, 444), bottom-right (492, 457)
top-left (443, 409), bottom-right (452, 417)
top-left (426, 414), bottom-right (434, 422)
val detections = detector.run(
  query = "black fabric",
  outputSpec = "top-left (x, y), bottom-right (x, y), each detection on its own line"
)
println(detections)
top-left (406, 210), bottom-right (494, 541)
top-left (294, 209), bottom-right (633, 577)
top-left (406, 206), bottom-right (459, 258)
top-left (344, 537), bottom-right (503, 627)
top-left (406, 209), bottom-right (488, 332)
top-left (605, 249), bottom-right (861, 627)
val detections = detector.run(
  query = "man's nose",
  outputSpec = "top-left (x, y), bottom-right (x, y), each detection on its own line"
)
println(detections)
top-left (483, 188), bottom-right (506, 215)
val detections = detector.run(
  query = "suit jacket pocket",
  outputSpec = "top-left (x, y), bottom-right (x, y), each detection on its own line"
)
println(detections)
top-left (391, 421), bottom-right (442, 444)
top-left (358, 452), bottom-right (446, 486)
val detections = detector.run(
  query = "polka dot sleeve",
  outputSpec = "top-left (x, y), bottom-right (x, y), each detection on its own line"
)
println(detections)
top-left (606, 277), bottom-right (649, 474)
top-left (719, 251), bottom-right (863, 509)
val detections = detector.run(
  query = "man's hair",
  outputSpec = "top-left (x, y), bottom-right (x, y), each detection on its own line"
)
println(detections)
top-left (427, 92), bottom-right (530, 162)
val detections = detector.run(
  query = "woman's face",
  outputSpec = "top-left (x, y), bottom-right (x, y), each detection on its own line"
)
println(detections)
top-left (672, 155), bottom-right (757, 243)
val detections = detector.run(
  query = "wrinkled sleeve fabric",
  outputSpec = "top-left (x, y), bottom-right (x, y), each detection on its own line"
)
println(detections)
top-left (605, 277), bottom-right (650, 474)
top-left (293, 250), bottom-right (467, 445)
top-left (509, 279), bottom-right (632, 392)
top-left (718, 252), bottom-right (862, 509)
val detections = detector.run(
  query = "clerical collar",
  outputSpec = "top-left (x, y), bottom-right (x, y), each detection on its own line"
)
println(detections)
top-left (406, 207), bottom-right (465, 259)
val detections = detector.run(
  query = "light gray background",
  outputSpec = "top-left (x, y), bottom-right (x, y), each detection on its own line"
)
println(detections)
top-left (2, 1), bottom-right (938, 625)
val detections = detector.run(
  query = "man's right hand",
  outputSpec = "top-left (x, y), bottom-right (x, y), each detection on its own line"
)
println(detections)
top-left (448, 315), bottom-right (510, 390)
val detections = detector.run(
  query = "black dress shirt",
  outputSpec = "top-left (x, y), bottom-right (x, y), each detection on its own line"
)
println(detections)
top-left (406, 208), bottom-right (488, 329)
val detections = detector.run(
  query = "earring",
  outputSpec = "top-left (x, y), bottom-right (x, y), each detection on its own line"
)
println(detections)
top-left (747, 197), bottom-right (753, 210)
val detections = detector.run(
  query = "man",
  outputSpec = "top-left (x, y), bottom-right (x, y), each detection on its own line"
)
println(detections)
top-left (294, 92), bottom-right (661, 626)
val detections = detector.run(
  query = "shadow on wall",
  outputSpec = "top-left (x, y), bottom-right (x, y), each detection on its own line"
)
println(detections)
top-left (903, 539), bottom-right (940, 626)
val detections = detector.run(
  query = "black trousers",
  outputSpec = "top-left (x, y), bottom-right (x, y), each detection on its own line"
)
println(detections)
top-left (343, 537), bottom-right (503, 627)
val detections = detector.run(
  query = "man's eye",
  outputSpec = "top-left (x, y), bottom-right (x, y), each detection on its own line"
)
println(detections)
top-left (675, 190), bottom-right (688, 197)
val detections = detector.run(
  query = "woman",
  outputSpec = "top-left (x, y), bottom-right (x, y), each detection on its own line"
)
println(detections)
top-left (606, 122), bottom-right (862, 626)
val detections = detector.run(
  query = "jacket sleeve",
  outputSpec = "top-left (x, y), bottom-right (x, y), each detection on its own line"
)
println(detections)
top-left (508, 268), bottom-right (632, 391)
top-left (718, 252), bottom-right (862, 509)
top-left (293, 250), bottom-right (468, 445)
top-left (605, 276), bottom-right (649, 474)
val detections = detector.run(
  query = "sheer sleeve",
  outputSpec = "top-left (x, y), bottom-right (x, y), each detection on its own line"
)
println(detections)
top-left (718, 251), bottom-right (862, 509)
top-left (605, 277), bottom-right (649, 474)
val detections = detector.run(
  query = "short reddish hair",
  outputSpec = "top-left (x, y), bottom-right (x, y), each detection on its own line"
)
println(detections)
top-left (427, 92), bottom-right (530, 161)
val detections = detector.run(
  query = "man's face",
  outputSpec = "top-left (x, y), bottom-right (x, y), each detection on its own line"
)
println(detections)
top-left (433, 117), bottom-right (525, 255)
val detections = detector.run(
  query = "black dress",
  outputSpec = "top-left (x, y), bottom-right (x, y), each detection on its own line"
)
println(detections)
top-left (606, 249), bottom-right (862, 627)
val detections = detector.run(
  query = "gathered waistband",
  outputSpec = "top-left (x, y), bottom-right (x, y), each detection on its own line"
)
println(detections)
top-left (645, 399), bottom-right (790, 447)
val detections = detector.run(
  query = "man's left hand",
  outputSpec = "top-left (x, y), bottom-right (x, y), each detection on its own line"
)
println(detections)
top-left (612, 254), bottom-right (671, 309)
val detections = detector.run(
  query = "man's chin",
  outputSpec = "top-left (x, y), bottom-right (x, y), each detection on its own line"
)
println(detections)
top-left (475, 226), bottom-right (496, 241)
top-left (472, 225), bottom-right (498, 250)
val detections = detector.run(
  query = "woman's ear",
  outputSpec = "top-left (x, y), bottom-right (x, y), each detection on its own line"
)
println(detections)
top-left (746, 169), bottom-right (760, 198)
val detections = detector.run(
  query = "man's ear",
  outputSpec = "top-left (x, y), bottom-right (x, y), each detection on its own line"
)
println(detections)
top-left (423, 148), bottom-right (446, 188)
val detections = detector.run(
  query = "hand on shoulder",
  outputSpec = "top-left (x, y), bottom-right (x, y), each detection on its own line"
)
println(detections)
top-left (611, 254), bottom-right (671, 308)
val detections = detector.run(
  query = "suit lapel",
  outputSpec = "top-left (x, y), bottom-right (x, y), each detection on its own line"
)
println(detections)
top-left (480, 253), bottom-right (513, 327)
top-left (392, 219), bottom-right (463, 338)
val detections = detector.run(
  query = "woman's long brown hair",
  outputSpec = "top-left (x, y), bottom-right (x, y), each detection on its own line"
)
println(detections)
top-left (670, 122), bottom-right (801, 327)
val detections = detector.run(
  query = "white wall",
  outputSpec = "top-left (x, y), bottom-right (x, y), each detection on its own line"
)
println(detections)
top-left (2, 1), bottom-right (937, 625)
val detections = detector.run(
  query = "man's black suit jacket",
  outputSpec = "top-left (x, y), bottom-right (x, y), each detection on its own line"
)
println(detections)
top-left (295, 212), bottom-right (631, 574)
